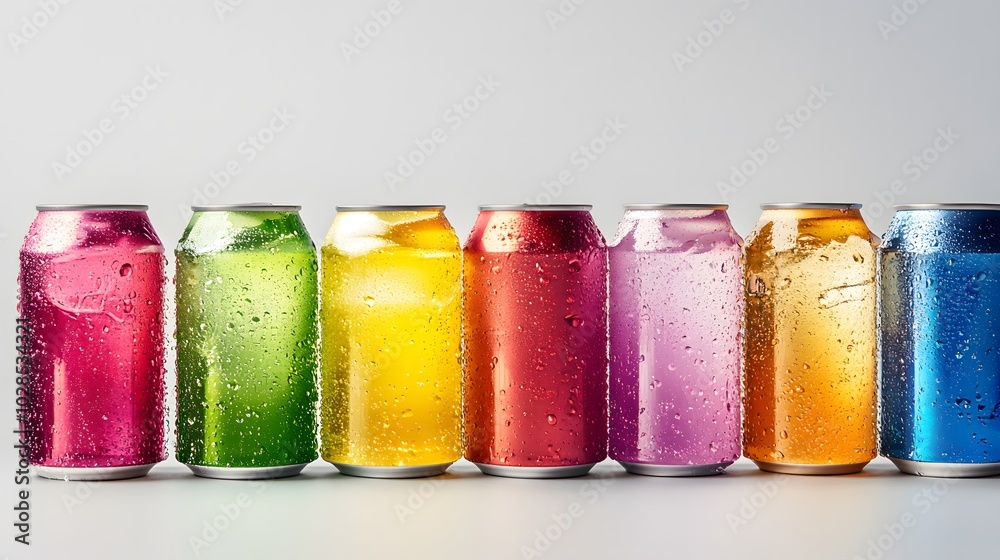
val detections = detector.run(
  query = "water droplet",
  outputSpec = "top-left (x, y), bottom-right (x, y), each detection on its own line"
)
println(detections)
top-left (363, 296), bottom-right (375, 307)
top-left (564, 314), bottom-right (584, 327)
top-left (547, 414), bottom-right (557, 425)
top-left (119, 264), bottom-right (132, 277)
top-left (401, 409), bottom-right (413, 418)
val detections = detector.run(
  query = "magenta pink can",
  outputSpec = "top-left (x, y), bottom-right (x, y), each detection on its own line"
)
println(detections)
top-left (608, 204), bottom-right (743, 476)
top-left (18, 205), bottom-right (166, 480)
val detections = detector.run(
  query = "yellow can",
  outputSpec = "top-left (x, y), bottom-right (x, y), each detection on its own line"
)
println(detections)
top-left (743, 203), bottom-right (878, 474)
top-left (320, 206), bottom-right (462, 478)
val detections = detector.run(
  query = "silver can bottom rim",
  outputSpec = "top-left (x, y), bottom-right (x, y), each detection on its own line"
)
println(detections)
top-left (186, 463), bottom-right (307, 480)
top-left (35, 463), bottom-right (157, 481)
top-left (888, 458), bottom-right (1000, 478)
top-left (618, 461), bottom-right (732, 477)
top-left (332, 462), bottom-right (453, 479)
top-left (753, 460), bottom-right (870, 475)
top-left (475, 463), bottom-right (596, 479)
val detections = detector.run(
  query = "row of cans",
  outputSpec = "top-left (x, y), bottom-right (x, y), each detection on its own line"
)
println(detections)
top-left (17, 202), bottom-right (1000, 480)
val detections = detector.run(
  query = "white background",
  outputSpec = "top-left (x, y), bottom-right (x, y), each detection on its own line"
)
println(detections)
top-left (2, 1), bottom-right (999, 559)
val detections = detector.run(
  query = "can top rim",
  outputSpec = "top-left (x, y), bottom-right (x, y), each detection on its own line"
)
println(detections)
top-left (36, 204), bottom-right (149, 211)
top-left (336, 205), bottom-right (445, 212)
top-left (760, 202), bottom-right (862, 210)
top-left (894, 203), bottom-right (1000, 211)
top-left (478, 204), bottom-right (593, 211)
top-left (624, 203), bottom-right (728, 211)
top-left (192, 204), bottom-right (301, 212)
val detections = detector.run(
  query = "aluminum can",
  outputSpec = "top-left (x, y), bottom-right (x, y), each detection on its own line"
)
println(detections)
top-left (608, 204), bottom-right (742, 476)
top-left (464, 204), bottom-right (608, 478)
top-left (743, 203), bottom-right (878, 474)
top-left (18, 205), bottom-right (165, 480)
top-left (319, 206), bottom-right (462, 478)
top-left (175, 204), bottom-right (318, 479)
top-left (880, 204), bottom-right (1000, 477)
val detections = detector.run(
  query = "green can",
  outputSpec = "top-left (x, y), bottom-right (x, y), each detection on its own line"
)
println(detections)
top-left (175, 204), bottom-right (318, 479)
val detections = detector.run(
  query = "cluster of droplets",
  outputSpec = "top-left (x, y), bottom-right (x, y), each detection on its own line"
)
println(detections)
top-left (608, 209), bottom-right (743, 466)
top-left (465, 210), bottom-right (608, 467)
top-left (880, 246), bottom-right (1000, 462)
top-left (175, 214), bottom-right (318, 468)
top-left (319, 212), bottom-right (464, 467)
top-left (19, 208), bottom-right (167, 468)
top-left (743, 213), bottom-right (878, 466)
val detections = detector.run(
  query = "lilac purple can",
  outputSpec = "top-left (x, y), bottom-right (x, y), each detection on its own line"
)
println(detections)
top-left (608, 204), bottom-right (743, 476)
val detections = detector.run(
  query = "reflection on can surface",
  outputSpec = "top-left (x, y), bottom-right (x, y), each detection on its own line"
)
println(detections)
top-left (743, 204), bottom-right (878, 474)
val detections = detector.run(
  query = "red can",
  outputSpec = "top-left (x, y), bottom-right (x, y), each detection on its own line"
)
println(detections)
top-left (463, 205), bottom-right (608, 478)
top-left (18, 205), bottom-right (166, 480)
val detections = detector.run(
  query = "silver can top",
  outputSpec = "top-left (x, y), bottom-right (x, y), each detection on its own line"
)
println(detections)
top-left (36, 204), bottom-right (149, 211)
top-left (894, 203), bottom-right (1000, 211)
top-left (192, 203), bottom-right (301, 212)
top-left (623, 203), bottom-right (728, 211)
top-left (760, 202), bottom-right (862, 210)
top-left (336, 205), bottom-right (445, 212)
top-left (478, 204), bottom-right (593, 211)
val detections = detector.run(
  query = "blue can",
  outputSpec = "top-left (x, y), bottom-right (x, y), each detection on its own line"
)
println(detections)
top-left (880, 204), bottom-right (1000, 477)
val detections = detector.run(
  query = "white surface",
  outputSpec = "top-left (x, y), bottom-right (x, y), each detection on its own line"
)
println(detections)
top-left (3, 1), bottom-right (1000, 558)
top-left (19, 458), bottom-right (1000, 560)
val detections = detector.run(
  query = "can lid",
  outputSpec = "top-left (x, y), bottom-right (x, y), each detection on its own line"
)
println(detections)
top-left (760, 202), bottom-right (862, 210)
top-left (36, 204), bottom-right (149, 211)
top-left (623, 203), bottom-right (728, 211)
top-left (192, 203), bottom-right (301, 212)
top-left (478, 204), bottom-right (593, 211)
top-left (894, 203), bottom-right (1000, 211)
top-left (336, 205), bottom-right (445, 212)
